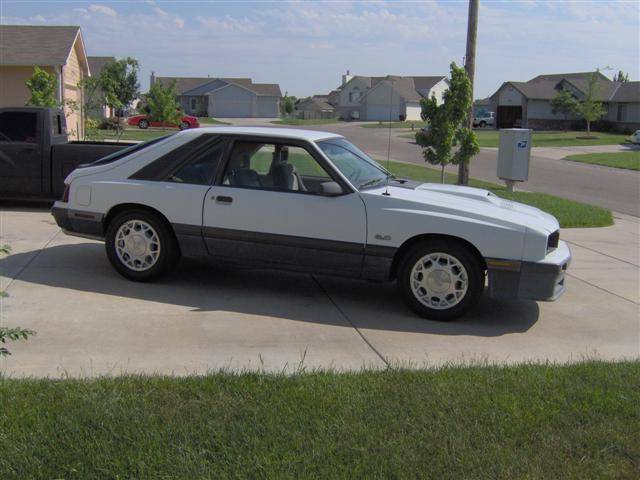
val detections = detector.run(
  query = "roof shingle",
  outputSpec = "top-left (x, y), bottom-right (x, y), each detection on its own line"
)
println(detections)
top-left (0, 25), bottom-right (80, 66)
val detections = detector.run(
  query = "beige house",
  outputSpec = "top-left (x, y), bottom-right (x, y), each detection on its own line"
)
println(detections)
top-left (0, 25), bottom-right (90, 139)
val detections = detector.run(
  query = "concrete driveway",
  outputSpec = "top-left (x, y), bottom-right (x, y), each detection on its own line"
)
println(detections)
top-left (1, 208), bottom-right (638, 377)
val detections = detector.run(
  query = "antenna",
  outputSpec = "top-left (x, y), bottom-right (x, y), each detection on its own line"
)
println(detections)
top-left (383, 78), bottom-right (394, 196)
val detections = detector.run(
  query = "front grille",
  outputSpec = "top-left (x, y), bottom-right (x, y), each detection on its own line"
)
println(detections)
top-left (547, 230), bottom-right (559, 252)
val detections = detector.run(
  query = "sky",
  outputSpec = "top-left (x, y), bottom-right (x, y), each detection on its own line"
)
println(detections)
top-left (1, 0), bottom-right (638, 98)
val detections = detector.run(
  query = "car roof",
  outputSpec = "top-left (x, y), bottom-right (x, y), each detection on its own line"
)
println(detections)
top-left (179, 126), bottom-right (344, 142)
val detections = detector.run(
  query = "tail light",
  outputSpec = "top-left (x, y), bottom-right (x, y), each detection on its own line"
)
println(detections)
top-left (61, 184), bottom-right (70, 203)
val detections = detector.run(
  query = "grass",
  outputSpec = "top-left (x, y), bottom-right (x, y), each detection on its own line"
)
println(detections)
top-left (271, 118), bottom-right (344, 125)
top-left (564, 151), bottom-right (640, 171)
top-left (382, 160), bottom-right (613, 228)
top-left (198, 117), bottom-right (231, 125)
top-left (399, 130), bottom-right (631, 148)
top-left (362, 120), bottom-right (429, 128)
top-left (86, 128), bottom-right (175, 142)
top-left (1, 361), bottom-right (638, 479)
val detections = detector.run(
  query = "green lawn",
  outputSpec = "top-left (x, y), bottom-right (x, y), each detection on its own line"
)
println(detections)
top-left (382, 160), bottom-right (613, 228)
top-left (271, 118), bottom-right (344, 125)
top-left (362, 120), bottom-right (429, 129)
top-left (198, 117), bottom-right (231, 125)
top-left (400, 130), bottom-right (631, 148)
top-left (564, 151), bottom-right (640, 171)
top-left (86, 128), bottom-right (175, 142)
top-left (1, 361), bottom-right (637, 479)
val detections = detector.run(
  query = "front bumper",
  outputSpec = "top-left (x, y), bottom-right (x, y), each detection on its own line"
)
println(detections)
top-left (51, 205), bottom-right (105, 240)
top-left (487, 241), bottom-right (571, 301)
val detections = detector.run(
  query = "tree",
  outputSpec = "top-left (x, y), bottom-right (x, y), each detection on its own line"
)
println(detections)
top-left (25, 67), bottom-right (58, 107)
top-left (280, 92), bottom-right (296, 116)
top-left (144, 80), bottom-right (181, 128)
top-left (577, 70), bottom-right (606, 137)
top-left (82, 57), bottom-right (140, 137)
top-left (415, 62), bottom-right (479, 183)
top-left (550, 89), bottom-right (578, 129)
top-left (613, 70), bottom-right (629, 83)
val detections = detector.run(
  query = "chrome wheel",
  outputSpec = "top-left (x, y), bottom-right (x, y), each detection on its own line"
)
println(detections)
top-left (114, 220), bottom-right (161, 271)
top-left (410, 252), bottom-right (468, 310)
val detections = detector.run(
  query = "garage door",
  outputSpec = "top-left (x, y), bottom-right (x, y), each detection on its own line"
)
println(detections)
top-left (211, 99), bottom-right (252, 118)
top-left (365, 104), bottom-right (401, 121)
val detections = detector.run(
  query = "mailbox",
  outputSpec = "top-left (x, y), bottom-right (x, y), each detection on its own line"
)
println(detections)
top-left (497, 128), bottom-right (532, 190)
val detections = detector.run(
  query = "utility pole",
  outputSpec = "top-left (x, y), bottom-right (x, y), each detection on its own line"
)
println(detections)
top-left (458, 0), bottom-right (478, 185)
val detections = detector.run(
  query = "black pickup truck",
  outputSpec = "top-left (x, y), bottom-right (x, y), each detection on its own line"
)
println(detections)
top-left (0, 107), bottom-right (135, 200)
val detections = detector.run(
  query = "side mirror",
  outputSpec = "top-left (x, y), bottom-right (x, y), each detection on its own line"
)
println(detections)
top-left (319, 181), bottom-right (343, 196)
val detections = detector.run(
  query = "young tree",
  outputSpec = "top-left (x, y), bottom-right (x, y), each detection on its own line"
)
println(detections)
top-left (577, 70), bottom-right (606, 137)
top-left (145, 80), bottom-right (181, 129)
top-left (550, 89), bottom-right (578, 129)
top-left (415, 62), bottom-right (479, 184)
top-left (613, 70), bottom-right (629, 83)
top-left (25, 66), bottom-right (58, 107)
top-left (280, 92), bottom-right (296, 116)
top-left (102, 58), bottom-right (139, 133)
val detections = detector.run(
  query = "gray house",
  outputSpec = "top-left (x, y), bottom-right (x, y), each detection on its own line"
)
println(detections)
top-left (488, 72), bottom-right (639, 130)
top-left (86, 56), bottom-right (115, 120)
top-left (151, 74), bottom-right (282, 118)
top-left (329, 72), bottom-right (449, 121)
top-left (295, 95), bottom-right (336, 119)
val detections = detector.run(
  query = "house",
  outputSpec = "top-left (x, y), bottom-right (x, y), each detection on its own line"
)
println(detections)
top-left (151, 74), bottom-right (282, 118)
top-left (329, 72), bottom-right (449, 121)
top-left (0, 25), bottom-right (90, 139)
top-left (488, 71), bottom-right (639, 131)
top-left (295, 95), bottom-right (336, 120)
top-left (86, 56), bottom-right (115, 120)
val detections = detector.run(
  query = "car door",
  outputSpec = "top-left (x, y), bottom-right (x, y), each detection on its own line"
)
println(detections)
top-left (202, 137), bottom-right (367, 277)
top-left (0, 110), bottom-right (42, 195)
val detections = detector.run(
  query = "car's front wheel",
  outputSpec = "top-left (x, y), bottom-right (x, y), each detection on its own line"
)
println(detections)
top-left (138, 119), bottom-right (149, 129)
top-left (397, 240), bottom-right (484, 321)
top-left (479, 120), bottom-right (486, 128)
top-left (105, 209), bottom-right (179, 282)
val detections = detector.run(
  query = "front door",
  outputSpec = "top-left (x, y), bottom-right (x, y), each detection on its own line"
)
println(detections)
top-left (202, 138), bottom-right (366, 277)
top-left (0, 110), bottom-right (42, 196)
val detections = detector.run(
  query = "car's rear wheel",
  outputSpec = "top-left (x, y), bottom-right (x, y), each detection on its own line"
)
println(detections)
top-left (179, 121), bottom-right (190, 130)
top-left (138, 119), bottom-right (149, 129)
top-left (397, 240), bottom-right (484, 321)
top-left (105, 209), bottom-right (179, 282)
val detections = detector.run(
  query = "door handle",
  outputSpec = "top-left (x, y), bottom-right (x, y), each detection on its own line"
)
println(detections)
top-left (215, 195), bottom-right (233, 204)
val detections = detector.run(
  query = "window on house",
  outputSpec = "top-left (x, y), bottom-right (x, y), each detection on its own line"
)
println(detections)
top-left (617, 104), bottom-right (628, 122)
top-left (190, 98), bottom-right (197, 111)
top-left (349, 87), bottom-right (360, 102)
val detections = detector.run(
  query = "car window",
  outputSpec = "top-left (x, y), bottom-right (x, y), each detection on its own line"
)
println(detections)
top-left (0, 111), bottom-right (37, 143)
top-left (317, 138), bottom-right (388, 190)
top-left (167, 139), bottom-right (225, 185)
top-left (221, 140), bottom-right (332, 194)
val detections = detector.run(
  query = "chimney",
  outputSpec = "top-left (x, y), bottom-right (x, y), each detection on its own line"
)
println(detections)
top-left (150, 71), bottom-right (156, 85)
top-left (341, 69), bottom-right (354, 86)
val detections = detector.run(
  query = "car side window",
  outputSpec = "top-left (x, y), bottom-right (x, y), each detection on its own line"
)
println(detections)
top-left (0, 111), bottom-right (37, 143)
top-left (221, 141), bottom-right (332, 194)
top-left (167, 140), bottom-right (225, 185)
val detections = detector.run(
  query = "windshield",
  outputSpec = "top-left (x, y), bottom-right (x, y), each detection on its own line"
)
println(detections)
top-left (317, 138), bottom-right (390, 190)
top-left (86, 134), bottom-right (174, 166)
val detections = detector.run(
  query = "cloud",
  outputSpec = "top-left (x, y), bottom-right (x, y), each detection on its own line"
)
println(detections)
top-left (174, 18), bottom-right (185, 29)
top-left (88, 4), bottom-right (117, 17)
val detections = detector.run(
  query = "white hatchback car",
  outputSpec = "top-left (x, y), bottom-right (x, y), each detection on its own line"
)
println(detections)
top-left (52, 127), bottom-right (570, 320)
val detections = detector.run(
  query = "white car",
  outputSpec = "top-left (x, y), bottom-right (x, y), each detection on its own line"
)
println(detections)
top-left (631, 130), bottom-right (640, 144)
top-left (52, 127), bottom-right (570, 320)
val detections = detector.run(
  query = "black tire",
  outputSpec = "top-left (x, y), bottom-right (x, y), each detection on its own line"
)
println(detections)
top-left (105, 209), bottom-right (180, 282)
top-left (397, 239), bottom-right (484, 321)
top-left (179, 121), bottom-right (189, 130)
top-left (479, 121), bottom-right (486, 128)
top-left (138, 119), bottom-right (149, 129)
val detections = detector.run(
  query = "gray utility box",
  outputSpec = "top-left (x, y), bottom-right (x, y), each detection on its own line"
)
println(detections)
top-left (497, 128), bottom-right (532, 182)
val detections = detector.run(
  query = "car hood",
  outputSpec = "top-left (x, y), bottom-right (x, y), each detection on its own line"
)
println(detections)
top-left (363, 182), bottom-right (560, 235)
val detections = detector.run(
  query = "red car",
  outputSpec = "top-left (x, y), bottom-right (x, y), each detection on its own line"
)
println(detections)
top-left (127, 114), bottom-right (200, 130)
